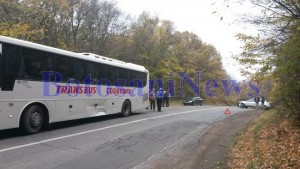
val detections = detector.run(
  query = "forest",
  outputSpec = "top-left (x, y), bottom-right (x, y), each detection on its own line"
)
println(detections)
top-left (0, 0), bottom-right (235, 103)
top-left (221, 0), bottom-right (300, 117)
top-left (1, 0), bottom-right (298, 113)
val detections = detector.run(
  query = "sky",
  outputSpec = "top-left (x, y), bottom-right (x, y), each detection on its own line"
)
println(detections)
top-left (116, 0), bottom-right (250, 80)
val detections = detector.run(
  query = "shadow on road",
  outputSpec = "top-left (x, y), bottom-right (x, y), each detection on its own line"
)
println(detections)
top-left (0, 112), bottom-right (146, 140)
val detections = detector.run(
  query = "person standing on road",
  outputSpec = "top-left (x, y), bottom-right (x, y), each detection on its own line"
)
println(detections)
top-left (254, 96), bottom-right (260, 110)
top-left (261, 96), bottom-right (265, 110)
top-left (163, 90), bottom-right (170, 107)
top-left (149, 89), bottom-right (156, 111)
top-left (156, 88), bottom-right (164, 112)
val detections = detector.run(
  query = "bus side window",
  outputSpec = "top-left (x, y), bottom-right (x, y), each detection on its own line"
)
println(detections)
top-left (73, 61), bottom-right (84, 82)
top-left (57, 62), bottom-right (68, 81)
top-left (17, 55), bottom-right (26, 78)
top-left (95, 63), bottom-right (103, 82)
top-left (55, 55), bottom-right (70, 82)
top-left (2, 44), bottom-right (19, 90)
top-left (86, 62), bottom-right (95, 84)
top-left (92, 66), bottom-right (99, 84)
top-left (16, 48), bottom-right (55, 81)
top-left (24, 59), bottom-right (39, 79)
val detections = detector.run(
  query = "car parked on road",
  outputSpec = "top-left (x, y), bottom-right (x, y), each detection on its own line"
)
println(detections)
top-left (237, 97), bottom-right (270, 110)
top-left (183, 97), bottom-right (203, 106)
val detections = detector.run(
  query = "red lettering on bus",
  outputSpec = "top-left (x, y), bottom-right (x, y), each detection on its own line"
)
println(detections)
top-left (61, 86), bottom-right (67, 93)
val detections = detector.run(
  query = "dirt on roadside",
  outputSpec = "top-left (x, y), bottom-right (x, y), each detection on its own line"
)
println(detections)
top-left (133, 110), bottom-right (261, 169)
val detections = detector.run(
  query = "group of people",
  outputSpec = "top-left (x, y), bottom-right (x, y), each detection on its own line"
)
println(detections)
top-left (149, 88), bottom-right (170, 112)
top-left (254, 96), bottom-right (265, 110)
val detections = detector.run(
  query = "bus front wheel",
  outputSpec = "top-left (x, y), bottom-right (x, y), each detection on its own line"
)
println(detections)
top-left (20, 105), bottom-right (44, 134)
top-left (121, 100), bottom-right (131, 117)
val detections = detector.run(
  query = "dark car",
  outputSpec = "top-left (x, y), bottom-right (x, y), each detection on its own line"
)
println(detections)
top-left (183, 97), bottom-right (203, 106)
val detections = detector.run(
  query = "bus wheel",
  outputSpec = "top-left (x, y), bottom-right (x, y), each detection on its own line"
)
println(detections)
top-left (121, 100), bottom-right (131, 117)
top-left (21, 105), bottom-right (44, 134)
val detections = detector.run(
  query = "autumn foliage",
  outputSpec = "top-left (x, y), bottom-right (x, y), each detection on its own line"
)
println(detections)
top-left (0, 0), bottom-right (231, 99)
top-left (228, 110), bottom-right (300, 168)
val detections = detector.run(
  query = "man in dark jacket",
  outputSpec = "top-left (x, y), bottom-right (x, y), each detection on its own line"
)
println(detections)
top-left (261, 96), bottom-right (265, 110)
top-left (163, 90), bottom-right (170, 107)
top-left (156, 88), bottom-right (164, 112)
top-left (149, 89), bottom-right (156, 111)
top-left (254, 96), bottom-right (260, 110)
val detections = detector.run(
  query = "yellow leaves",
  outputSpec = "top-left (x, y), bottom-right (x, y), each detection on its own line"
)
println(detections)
top-left (0, 23), bottom-right (44, 41)
top-left (227, 110), bottom-right (300, 168)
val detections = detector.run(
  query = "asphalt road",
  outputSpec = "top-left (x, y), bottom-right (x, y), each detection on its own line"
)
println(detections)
top-left (0, 105), bottom-right (251, 169)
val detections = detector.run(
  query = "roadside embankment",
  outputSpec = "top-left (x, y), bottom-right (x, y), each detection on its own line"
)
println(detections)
top-left (227, 109), bottom-right (300, 168)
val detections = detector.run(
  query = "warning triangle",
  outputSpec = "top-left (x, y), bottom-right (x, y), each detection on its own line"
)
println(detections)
top-left (224, 108), bottom-right (231, 115)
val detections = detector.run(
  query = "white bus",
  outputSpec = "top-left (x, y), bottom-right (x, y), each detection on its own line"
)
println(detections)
top-left (0, 35), bottom-right (149, 134)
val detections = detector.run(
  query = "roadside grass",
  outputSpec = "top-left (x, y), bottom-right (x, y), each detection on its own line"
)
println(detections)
top-left (227, 109), bottom-right (300, 168)
top-left (169, 97), bottom-right (185, 106)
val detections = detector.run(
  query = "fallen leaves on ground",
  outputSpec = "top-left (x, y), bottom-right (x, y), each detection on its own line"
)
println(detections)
top-left (227, 110), bottom-right (300, 168)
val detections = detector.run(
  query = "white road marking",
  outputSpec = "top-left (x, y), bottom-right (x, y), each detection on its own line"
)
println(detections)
top-left (0, 107), bottom-right (226, 153)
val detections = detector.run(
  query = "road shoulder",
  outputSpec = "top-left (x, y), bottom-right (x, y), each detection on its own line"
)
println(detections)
top-left (133, 109), bottom-right (261, 169)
